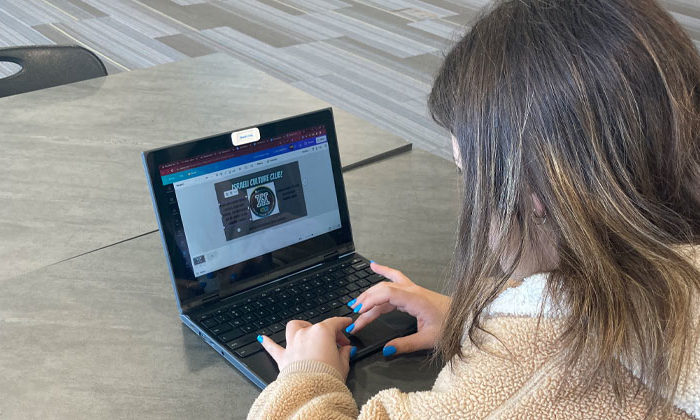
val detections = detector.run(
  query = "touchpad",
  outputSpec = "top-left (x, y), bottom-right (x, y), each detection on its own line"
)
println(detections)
top-left (348, 311), bottom-right (416, 355)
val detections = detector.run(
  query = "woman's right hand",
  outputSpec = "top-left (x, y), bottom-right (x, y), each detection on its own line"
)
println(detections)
top-left (347, 262), bottom-right (451, 356)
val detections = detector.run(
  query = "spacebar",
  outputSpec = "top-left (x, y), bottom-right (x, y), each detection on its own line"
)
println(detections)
top-left (310, 306), bottom-right (353, 324)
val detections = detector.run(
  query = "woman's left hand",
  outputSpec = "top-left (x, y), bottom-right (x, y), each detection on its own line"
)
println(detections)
top-left (258, 317), bottom-right (355, 380)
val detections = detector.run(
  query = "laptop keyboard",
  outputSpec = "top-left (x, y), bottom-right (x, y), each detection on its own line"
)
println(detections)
top-left (194, 258), bottom-right (385, 359)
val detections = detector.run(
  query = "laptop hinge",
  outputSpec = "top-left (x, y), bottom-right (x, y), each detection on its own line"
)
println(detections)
top-left (323, 250), bottom-right (339, 262)
top-left (201, 294), bottom-right (219, 306)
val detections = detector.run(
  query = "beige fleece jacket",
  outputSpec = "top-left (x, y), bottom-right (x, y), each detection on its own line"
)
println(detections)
top-left (247, 272), bottom-right (700, 419)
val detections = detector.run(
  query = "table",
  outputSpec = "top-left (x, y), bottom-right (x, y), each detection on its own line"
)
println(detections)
top-left (0, 147), bottom-right (459, 419)
top-left (0, 53), bottom-right (410, 282)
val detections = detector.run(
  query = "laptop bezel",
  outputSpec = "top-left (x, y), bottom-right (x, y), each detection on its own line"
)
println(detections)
top-left (142, 108), bottom-right (355, 313)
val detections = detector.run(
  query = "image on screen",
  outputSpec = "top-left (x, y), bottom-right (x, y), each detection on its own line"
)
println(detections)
top-left (158, 126), bottom-right (342, 278)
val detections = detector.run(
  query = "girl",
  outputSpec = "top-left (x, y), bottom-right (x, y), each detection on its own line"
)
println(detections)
top-left (249, 0), bottom-right (700, 417)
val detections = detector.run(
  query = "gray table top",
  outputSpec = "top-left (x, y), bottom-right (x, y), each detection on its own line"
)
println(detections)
top-left (0, 53), bottom-right (410, 282)
top-left (0, 148), bottom-right (459, 419)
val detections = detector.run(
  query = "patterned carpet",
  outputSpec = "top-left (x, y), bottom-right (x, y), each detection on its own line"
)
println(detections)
top-left (0, 0), bottom-right (698, 159)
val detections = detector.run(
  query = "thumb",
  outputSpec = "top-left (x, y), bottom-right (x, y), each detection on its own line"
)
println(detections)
top-left (382, 331), bottom-right (435, 356)
top-left (339, 345), bottom-right (353, 368)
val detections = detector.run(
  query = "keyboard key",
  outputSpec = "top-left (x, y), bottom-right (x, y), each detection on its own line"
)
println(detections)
top-left (339, 295), bottom-right (352, 304)
top-left (255, 327), bottom-right (272, 337)
top-left (226, 333), bottom-right (255, 349)
top-left (345, 283), bottom-right (359, 292)
top-left (270, 330), bottom-right (286, 344)
top-left (210, 323), bottom-right (233, 335)
top-left (329, 301), bottom-right (341, 309)
top-left (243, 314), bottom-right (256, 323)
top-left (241, 325), bottom-right (255, 334)
top-left (202, 318), bottom-right (219, 328)
top-left (368, 274), bottom-right (383, 284)
top-left (309, 315), bottom-right (325, 324)
top-left (357, 279), bottom-right (370, 287)
top-left (347, 274), bottom-right (359, 282)
top-left (318, 304), bottom-right (331, 313)
top-left (328, 306), bottom-right (352, 318)
top-left (254, 308), bottom-right (268, 318)
top-left (356, 270), bottom-right (369, 279)
top-left (352, 262), bottom-right (369, 270)
top-left (337, 305), bottom-right (352, 316)
top-left (235, 342), bottom-right (261, 358)
top-left (214, 314), bottom-right (229, 323)
top-left (279, 310), bottom-right (292, 318)
top-left (253, 320), bottom-right (266, 328)
top-left (343, 267), bottom-right (355, 275)
top-left (349, 291), bottom-right (361, 298)
top-left (305, 309), bottom-right (319, 319)
top-left (219, 328), bottom-right (244, 342)
top-left (302, 301), bottom-right (314, 309)
top-left (269, 323), bottom-right (284, 333)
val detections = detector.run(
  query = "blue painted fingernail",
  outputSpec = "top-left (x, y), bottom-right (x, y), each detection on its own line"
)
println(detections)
top-left (383, 345), bottom-right (396, 357)
top-left (369, 260), bottom-right (375, 264)
top-left (353, 303), bottom-right (363, 313)
top-left (350, 346), bottom-right (357, 358)
top-left (257, 335), bottom-right (263, 343)
top-left (345, 323), bottom-right (355, 333)
top-left (347, 299), bottom-right (356, 307)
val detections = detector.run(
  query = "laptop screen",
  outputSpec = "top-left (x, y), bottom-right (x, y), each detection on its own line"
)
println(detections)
top-left (144, 109), bottom-right (354, 311)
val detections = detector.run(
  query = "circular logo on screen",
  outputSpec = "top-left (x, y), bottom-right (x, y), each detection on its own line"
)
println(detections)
top-left (249, 186), bottom-right (276, 218)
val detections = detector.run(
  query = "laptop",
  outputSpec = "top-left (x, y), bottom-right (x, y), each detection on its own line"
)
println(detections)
top-left (142, 108), bottom-right (416, 388)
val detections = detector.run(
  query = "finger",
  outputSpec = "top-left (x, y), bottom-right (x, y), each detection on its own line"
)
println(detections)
top-left (350, 281), bottom-right (399, 312)
top-left (339, 345), bottom-right (353, 366)
top-left (347, 303), bottom-right (394, 334)
top-left (370, 262), bottom-right (412, 285)
top-left (285, 319), bottom-right (311, 342)
top-left (335, 328), bottom-right (351, 346)
top-left (352, 282), bottom-right (413, 315)
top-left (258, 335), bottom-right (285, 364)
top-left (383, 330), bottom-right (437, 356)
top-left (318, 316), bottom-right (353, 333)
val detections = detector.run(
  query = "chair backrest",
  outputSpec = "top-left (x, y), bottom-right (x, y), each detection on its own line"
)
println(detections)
top-left (0, 45), bottom-right (107, 98)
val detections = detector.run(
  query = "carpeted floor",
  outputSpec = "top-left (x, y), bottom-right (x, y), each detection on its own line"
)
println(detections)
top-left (0, 0), bottom-right (698, 159)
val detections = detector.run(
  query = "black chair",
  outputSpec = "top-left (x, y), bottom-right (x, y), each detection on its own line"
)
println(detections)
top-left (0, 45), bottom-right (107, 98)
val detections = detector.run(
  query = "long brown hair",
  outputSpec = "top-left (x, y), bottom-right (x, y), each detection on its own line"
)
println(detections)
top-left (429, 0), bottom-right (700, 413)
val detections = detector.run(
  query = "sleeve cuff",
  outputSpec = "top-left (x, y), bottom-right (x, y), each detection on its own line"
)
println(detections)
top-left (278, 360), bottom-right (345, 382)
